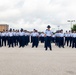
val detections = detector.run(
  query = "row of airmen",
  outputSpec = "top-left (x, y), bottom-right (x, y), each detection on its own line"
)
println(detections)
top-left (0, 29), bottom-right (30, 47)
top-left (0, 27), bottom-right (76, 50)
top-left (55, 30), bottom-right (76, 48)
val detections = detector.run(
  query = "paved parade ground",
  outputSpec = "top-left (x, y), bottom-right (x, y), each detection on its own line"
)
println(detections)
top-left (0, 43), bottom-right (76, 75)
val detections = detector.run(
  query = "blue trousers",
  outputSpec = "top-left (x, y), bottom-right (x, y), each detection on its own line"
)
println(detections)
top-left (44, 36), bottom-right (52, 49)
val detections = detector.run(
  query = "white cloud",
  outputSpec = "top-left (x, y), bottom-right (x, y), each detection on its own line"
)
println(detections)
top-left (0, 0), bottom-right (76, 32)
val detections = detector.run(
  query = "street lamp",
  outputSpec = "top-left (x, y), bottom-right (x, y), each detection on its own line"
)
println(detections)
top-left (67, 20), bottom-right (75, 29)
top-left (57, 25), bottom-right (60, 30)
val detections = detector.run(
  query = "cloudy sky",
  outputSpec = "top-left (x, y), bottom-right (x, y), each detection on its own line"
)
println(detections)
top-left (0, 0), bottom-right (76, 32)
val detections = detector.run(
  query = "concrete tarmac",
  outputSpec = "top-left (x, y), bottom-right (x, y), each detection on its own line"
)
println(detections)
top-left (0, 43), bottom-right (76, 75)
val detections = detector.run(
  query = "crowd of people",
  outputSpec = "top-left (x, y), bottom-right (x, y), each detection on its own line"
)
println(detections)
top-left (0, 25), bottom-right (76, 50)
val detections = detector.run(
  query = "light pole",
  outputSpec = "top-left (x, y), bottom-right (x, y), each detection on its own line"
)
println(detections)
top-left (57, 25), bottom-right (60, 30)
top-left (67, 20), bottom-right (75, 29)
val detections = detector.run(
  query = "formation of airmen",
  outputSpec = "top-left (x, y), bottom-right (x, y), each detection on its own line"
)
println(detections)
top-left (0, 25), bottom-right (76, 51)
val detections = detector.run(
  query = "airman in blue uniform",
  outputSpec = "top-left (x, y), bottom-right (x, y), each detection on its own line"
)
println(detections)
top-left (44, 25), bottom-right (52, 50)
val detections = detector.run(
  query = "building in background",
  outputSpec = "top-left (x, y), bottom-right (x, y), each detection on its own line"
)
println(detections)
top-left (0, 24), bottom-right (9, 32)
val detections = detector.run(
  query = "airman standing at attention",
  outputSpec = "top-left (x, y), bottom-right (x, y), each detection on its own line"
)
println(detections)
top-left (40, 32), bottom-right (45, 43)
top-left (72, 31), bottom-right (76, 48)
top-left (58, 30), bottom-right (64, 48)
top-left (44, 25), bottom-right (53, 50)
top-left (8, 29), bottom-right (14, 48)
top-left (32, 29), bottom-right (39, 48)
top-left (0, 31), bottom-right (2, 47)
top-left (19, 28), bottom-right (25, 48)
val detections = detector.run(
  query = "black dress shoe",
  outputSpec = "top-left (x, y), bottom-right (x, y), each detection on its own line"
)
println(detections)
top-left (45, 48), bottom-right (47, 50)
top-left (50, 48), bottom-right (52, 50)
top-left (62, 46), bottom-right (64, 48)
top-left (32, 46), bottom-right (34, 48)
top-left (19, 46), bottom-right (21, 48)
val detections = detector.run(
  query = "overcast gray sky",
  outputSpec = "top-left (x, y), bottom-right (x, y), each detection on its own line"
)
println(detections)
top-left (0, 0), bottom-right (76, 31)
